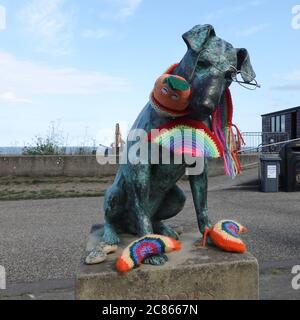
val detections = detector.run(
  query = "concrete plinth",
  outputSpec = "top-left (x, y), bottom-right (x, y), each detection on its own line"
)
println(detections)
top-left (75, 228), bottom-right (259, 300)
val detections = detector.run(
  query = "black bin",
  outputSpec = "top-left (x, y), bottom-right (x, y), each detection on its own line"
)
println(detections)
top-left (280, 141), bottom-right (300, 192)
top-left (260, 155), bottom-right (281, 192)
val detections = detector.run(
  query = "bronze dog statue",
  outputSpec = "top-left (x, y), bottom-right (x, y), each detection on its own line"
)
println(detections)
top-left (101, 24), bottom-right (256, 265)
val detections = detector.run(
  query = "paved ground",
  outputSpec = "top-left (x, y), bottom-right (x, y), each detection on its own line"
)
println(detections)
top-left (0, 168), bottom-right (299, 300)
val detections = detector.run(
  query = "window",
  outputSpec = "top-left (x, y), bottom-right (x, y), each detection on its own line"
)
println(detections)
top-left (271, 117), bottom-right (276, 132)
top-left (276, 116), bottom-right (281, 132)
top-left (271, 114), bottom-right (286, 133)
top-left (281, 115), bottom-right (286, 132)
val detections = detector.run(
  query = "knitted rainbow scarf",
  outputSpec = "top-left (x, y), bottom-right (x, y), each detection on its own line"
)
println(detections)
top-left (148, 119), bottom-right (223, 159)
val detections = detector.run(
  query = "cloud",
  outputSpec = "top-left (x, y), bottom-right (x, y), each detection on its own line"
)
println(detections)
top-left (284, 70), bottom-right (300, 81)
top-left (0, 52), bottom-right (131, 99)
top-left (270, 85), bottom-right (300, 91)
top-left (248, 0), bottom-right (265, 7)
top-left (98, 0), bottom-right (142, 20)
top-left (203, 0), bottom-right (264, 23)
top-left (81, 1), bottom-right (142, 40)
top-left (117, 0), bottom-right (142, 18)
top-left (271, 69), bottom-right (300, 90)
top-left (81, 28), bottom-right (112, 39)
top-left (0, 5), bottom-right (6, 31)
top-left (204, 9), bottom-right (225, 23)
top-left (273, 70), bottom-right (300, 81)
top-left (236, 24), bottom-right (269, 37)
top-left (0, 92), bottom-right (32, 104)
top-left (18, 0), bottom-right (74, 55)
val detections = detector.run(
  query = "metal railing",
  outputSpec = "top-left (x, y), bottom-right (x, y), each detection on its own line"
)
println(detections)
top-left (241, 132), bottom-right (290, 154)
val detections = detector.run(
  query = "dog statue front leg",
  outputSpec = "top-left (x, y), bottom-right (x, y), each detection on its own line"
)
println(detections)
top-left (188, 159), bottom-right (212, 235)
top-left (102, 184), bottom-right (125, 245)
top-left (129, 165), bottom-right (168, 266)
top-left (130, 192), bottom-right (168, 266)
top-left (132, 202), bottom-right (153, 236)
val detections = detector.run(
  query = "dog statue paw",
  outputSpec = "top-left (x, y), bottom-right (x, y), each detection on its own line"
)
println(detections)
top-left (85, 242), bottom-right (118, 265)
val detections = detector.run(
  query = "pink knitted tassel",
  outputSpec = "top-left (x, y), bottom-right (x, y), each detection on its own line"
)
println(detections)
top-left (212, 88), bottom-right (244, 178)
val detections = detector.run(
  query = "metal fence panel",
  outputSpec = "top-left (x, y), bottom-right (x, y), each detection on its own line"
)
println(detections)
top-left (241, 132), bottom-right (290, 154)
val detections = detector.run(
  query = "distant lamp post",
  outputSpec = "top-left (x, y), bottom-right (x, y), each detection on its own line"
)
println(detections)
top-left (111, 123), bottom-right (125, 163)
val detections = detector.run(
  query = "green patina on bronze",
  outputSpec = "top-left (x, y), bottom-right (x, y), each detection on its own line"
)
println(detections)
top-left (101, 24), bottom-right (256, 266)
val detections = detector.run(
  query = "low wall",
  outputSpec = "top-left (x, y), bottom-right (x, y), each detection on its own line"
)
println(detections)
top-left (0, 154), bottom-right (259, 178)
top-left (208, 154), bottom-right (259, 177)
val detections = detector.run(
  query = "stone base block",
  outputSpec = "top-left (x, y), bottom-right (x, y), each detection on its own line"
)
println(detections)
top-left (75, 227), bottom-right (259, 300)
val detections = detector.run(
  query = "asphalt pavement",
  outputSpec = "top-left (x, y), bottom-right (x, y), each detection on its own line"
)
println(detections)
top-left (0, 168), bottom-right (299, 299)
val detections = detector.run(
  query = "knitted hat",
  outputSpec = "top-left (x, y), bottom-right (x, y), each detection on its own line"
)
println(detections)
top-left (150, 66), bottom-right (191, 117)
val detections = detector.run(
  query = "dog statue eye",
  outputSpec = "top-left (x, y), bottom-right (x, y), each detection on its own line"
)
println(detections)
top-left (161, 87), bottom-right (169, 95)
top-left (171, 93), bottom-right (180, 101)
top-left (199, 59), bottom-right (212, 67)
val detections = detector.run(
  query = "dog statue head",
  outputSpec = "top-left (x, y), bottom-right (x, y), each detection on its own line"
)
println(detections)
top-left (174, 24), bottom-right (256, 120)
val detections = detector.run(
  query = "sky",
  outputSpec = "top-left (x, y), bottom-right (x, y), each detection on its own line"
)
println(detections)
top-left (0, 0), bottom-right (299, 146)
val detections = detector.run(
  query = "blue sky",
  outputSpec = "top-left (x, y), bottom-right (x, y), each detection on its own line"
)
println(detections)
top-left (0, 0), bottom-right (299, 146)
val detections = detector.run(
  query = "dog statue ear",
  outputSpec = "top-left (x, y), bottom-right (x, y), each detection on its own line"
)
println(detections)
top-left (236, 48), bottom-right (256, 82)
top-left (182, 24), bottom-right (216, 52)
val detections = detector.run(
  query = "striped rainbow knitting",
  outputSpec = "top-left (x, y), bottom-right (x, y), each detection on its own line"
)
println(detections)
top-left (148, 119), bottom-right (223, 159)
top-left (207, 220), bottom-right (247, 253)
top-left (212, 88), bottom-right (245, 177)
top-left (116, 235), bottom-right (181, 273)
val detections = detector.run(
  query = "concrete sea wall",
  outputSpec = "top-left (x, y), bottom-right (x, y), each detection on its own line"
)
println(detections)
top-left (0, 154), bottom-right (259, 177)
